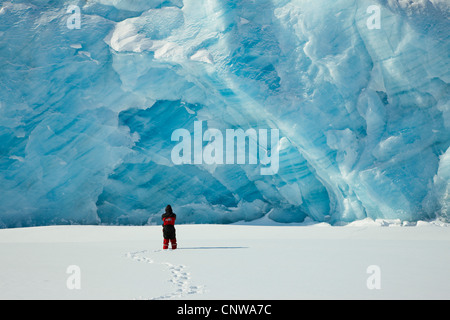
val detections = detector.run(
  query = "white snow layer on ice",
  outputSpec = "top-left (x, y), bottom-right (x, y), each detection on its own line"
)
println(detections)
top-left (0, 223), bottom-right (449, 299)
top-left (0, 0), bottom-right (449, 227)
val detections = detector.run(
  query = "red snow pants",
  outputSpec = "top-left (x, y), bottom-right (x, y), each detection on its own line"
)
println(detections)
top-left (163, 238), bottom-right (177, 250)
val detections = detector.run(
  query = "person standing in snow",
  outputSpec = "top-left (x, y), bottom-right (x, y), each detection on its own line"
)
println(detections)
top-left (162, 205), bottom-right (177, 250)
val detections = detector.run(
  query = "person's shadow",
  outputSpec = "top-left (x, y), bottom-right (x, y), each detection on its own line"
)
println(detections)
top-left (177, 246), bottom-right (248, 250)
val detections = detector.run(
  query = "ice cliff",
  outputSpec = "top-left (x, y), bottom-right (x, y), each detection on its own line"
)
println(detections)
top-left (0, 0), bottom-right (448, 227)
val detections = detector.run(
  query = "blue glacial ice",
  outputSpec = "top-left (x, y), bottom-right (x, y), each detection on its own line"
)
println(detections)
top-left (0, 0), bottom-right (448, 227)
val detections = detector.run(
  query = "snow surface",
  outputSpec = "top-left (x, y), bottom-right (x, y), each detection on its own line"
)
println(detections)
top-left (0, 221), bottom-right (449, 300)
top-left (0, 0), bottom-right (449, 227)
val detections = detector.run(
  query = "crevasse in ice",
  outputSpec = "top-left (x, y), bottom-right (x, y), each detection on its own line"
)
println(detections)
top-left (0, 0), bottom-right (448, 227)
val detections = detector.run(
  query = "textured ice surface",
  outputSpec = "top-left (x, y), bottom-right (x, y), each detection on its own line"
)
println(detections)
top-left (0, 0), bottom-right (448, 227)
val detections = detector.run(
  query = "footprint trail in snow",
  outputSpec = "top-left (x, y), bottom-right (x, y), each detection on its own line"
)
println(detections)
top-left (125, 250), bottom-right (205, 300)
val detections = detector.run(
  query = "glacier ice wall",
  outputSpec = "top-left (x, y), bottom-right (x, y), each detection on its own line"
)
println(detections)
top-left (0, 0), bottom-right (448, 227)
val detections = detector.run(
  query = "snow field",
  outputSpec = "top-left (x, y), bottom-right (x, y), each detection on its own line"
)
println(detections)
top-left (0, 222), bottom-right (449, 300)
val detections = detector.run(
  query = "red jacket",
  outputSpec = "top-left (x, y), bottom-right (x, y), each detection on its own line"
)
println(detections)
top-left (162, 212), bottom-right (176, 226)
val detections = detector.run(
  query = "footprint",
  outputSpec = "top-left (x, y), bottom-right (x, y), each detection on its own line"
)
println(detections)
top-left (126, 251), bottom-right (154, 264)
top-left (125, 250), bottom-right (205, 299)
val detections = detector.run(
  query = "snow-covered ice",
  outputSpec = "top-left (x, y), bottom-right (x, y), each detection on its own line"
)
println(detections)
top-left (0, 222), bottom-right (449, 300)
